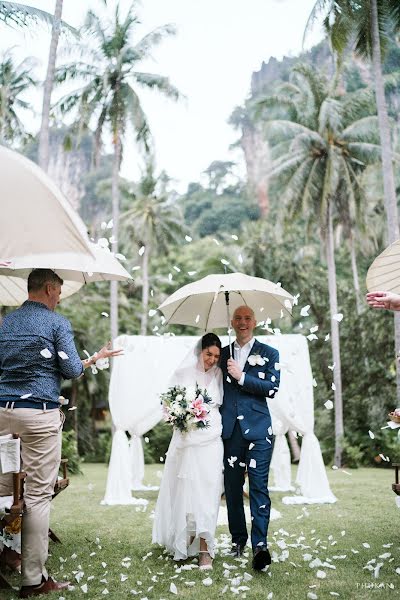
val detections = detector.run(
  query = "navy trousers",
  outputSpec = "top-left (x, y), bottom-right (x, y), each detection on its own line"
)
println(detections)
top-left (223, 422), bottom-right (273, 549)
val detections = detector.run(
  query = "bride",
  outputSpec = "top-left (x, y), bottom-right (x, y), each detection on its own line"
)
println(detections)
top-left (152, 333), bottom-right (223, 570)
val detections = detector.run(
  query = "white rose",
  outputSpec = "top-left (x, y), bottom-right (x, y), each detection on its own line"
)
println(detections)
top-left (175, 394), bottom-right (183, 402)
top-left (247, 355), bottom-right (257, 366)
top-left (256, 356), bottom-right (265, 366)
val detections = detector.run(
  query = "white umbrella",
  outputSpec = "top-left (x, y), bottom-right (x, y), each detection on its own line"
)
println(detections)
top-left (366, 239), bottom-right (400, 294)
top-left (0, 275), bottom-right (83, 306)
top-left (0, 243), bottom-right (132, 285)
top-left (158, 272), bottom-right (293, 336)
top-left (0, 144), bottom-right (94, 260)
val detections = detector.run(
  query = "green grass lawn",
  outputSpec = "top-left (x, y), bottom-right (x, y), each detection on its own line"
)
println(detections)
top-left (3, 464), bottom-right (399, 600)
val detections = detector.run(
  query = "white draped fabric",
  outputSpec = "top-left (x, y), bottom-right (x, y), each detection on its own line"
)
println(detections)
top-left (103, 334), bottom-right (335, 506)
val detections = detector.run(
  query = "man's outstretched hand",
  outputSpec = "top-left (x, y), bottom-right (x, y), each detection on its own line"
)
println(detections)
top-left (366, 291), bottom-right (400, 311)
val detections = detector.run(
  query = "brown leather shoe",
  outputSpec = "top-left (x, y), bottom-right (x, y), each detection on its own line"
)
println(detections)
top-left (19, 577), bottom-right (70, 598)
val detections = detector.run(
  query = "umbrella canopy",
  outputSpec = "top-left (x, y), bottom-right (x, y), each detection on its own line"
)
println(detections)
top-left (0, 275), bottom-right (83, 306)
top-left (0, 243), bottom-right (132, 284)
top-left (0, 145), bottom-right (94, 260)
top-left (158, 272), bottom-right (293, 329)
top-left (366, 240), bottom-right (400, 294)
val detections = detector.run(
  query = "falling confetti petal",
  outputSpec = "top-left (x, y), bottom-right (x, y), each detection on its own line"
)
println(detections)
top-left (115, 253), bottom-right (126, 261)
top-left (139, 246), bottom-right (145, 256)
top-left (101, 312), bottom-right (109, 318)
top-left (331, 382), bottom-right (336, 391)
top-left (20, 393), bottom-right (32, 399)
top-left (132, 266), bottom-right (141, 271)
top-left (170, 582), bottom-right (178, 594)
top-left (332, 313), bottom-right (343, 322)
top-left (300, 305), bottom-right (310, 317)
top-left (249, 458), bottom-right (257, 468)
top-left (213, 238), bottom-right (220, 246)
top-left (324, 400), bottom-right (334, 410)
top-left (221, 259), bottom-right (230, 266)
top-left (185, 235), bottom-right (192, 242)
top-left (238, 254), bottom-right (243, 264)
top-left (368, 430), bottom-right (375, 439)
top-left (312, 378), bottom-right (317, 387)
top-left (195, 314), bottom-right (200, 323)
top-left (40, 348), bottom-right (52, 359)
top-left (148, 309), bottom-right (157, 317)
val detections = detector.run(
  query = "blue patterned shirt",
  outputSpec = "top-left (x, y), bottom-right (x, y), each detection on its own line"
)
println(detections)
top-left (0, 300), bottom-right (84, 403)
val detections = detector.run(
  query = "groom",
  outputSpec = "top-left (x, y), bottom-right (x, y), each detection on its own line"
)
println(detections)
top-left (220, 305), bottom-right (280, 570)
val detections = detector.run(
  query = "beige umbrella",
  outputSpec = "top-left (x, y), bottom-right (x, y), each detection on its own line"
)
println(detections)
top-left (0, 243), bottom-right (132, 286)
top-left (158, 273), bottom-right (293, 351)
top-left (0, 145), bottom-right (94, 260)
top-left (366, 240), bottom-right (400, 294)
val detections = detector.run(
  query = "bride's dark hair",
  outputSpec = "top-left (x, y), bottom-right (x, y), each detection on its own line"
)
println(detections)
top-left (201, 332), bottom-right (222, 351)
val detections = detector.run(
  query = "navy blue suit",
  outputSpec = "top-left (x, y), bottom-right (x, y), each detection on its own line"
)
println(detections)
top-left (220, 339), bottom-right (280, 549)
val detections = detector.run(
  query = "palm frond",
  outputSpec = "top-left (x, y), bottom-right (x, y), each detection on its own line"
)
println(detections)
top-left (133, 72), bottom-right (182, 101)
top-left (131, 24), bottom-right (177, 61)
top-left (0, 1), bottom-right (76, 33)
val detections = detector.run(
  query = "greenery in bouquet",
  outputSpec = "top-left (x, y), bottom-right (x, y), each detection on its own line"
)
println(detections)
top-left (160, 384), bottom-right (212, 433)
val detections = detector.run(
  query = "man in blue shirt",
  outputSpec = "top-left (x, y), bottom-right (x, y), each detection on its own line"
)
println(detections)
top-left (0, 269), bottom-right (122, 598)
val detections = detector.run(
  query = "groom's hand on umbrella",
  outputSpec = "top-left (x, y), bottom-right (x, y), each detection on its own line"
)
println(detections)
top-left (227, 358), bottom-right (243, 381)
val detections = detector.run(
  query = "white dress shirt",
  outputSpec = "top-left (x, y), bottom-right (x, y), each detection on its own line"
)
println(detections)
top-left (233, 338), bottom-right (255, 386)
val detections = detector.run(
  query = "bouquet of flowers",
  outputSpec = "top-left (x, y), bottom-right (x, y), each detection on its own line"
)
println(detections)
top-left (160, 383), bottom-right (212, 433)
top-left (389, 407), bottom-right (400, 424)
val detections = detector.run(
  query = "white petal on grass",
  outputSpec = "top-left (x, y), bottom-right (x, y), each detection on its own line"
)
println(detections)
top-left (316, 570), bottom-right (326, 579)
top-left (80, 584), bottom-right (88, 594)
top-left (368, 430), bottom-right (375, 439)
top-left (202, 577), bottom-right (213, 586)
top-left (363, 542), bottom-right (370, 548)
top-left (332, 313), bottom-right (343, 322)
top-left (300, 305), bottom-right (310, 317)
top-left (324, 400), bottom-right (334, 410)
top-left (40, 348), bottom-right (52, 359)
top-left (170, 582), bottom-right (178, 594)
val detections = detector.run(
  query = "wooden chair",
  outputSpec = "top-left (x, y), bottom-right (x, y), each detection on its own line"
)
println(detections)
top-left (0, 434), bottom-right (25, 590)
top-left (392, 463), bottom-right (400, 496)
top-left (0, 438), bottom-right (70, 587)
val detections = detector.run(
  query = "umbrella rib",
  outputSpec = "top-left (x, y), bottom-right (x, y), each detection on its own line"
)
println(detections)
top-left (165, 294), bottom-right (194, 325)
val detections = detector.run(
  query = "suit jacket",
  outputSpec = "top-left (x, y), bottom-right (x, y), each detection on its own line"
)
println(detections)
top-left (220, 338), bottom-right (280, 441)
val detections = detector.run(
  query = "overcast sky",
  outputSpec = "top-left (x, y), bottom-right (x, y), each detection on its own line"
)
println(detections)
top-left (0, 0), bottom-right (323, 189)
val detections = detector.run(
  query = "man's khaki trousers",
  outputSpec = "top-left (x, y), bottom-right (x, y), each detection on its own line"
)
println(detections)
top-left (0, 406), bottom-right (63, 586)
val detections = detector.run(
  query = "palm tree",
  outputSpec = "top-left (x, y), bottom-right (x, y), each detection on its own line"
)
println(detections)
top-left (306, 0), bottom-right (400, 398)
top-left (121, 163), bottom-right (185, 335)
top-left (54, 3), bottom-right (181, 342)
top-left (255, 65), bottom-right (382, 466)
top-left (0, 49), bottom-right (37, 144)
top-left (38, 0), bottom-right (63, 171)
top-left (0, 1), bottom-right (57, 27)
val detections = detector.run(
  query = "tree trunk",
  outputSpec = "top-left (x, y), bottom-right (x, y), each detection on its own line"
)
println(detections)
top-left (370, 0), bottom-right (400, 401)
top-left (348, 227), bottom-right (362, 315)
top-left (140, 244), bottom-right (150, 335)
top-left (110, 134), bottom-right (121, 345)
top-left (326, 200), bottom-right (344, 467)
top-left (38, 0), bottom-right (63, 171)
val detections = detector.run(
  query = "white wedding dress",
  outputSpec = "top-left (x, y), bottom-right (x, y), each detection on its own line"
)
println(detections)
top-left (152, 362), bottom-right (223, 560)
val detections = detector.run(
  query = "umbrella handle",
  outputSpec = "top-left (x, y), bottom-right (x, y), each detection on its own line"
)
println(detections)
top-left (224, 291), bottom-right (232, 358)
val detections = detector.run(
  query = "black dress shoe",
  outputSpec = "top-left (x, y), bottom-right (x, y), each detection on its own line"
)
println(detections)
top-left (230, 543), bottom-right (245, 557)
top-left (252, 546), bottom-right (271, 570)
